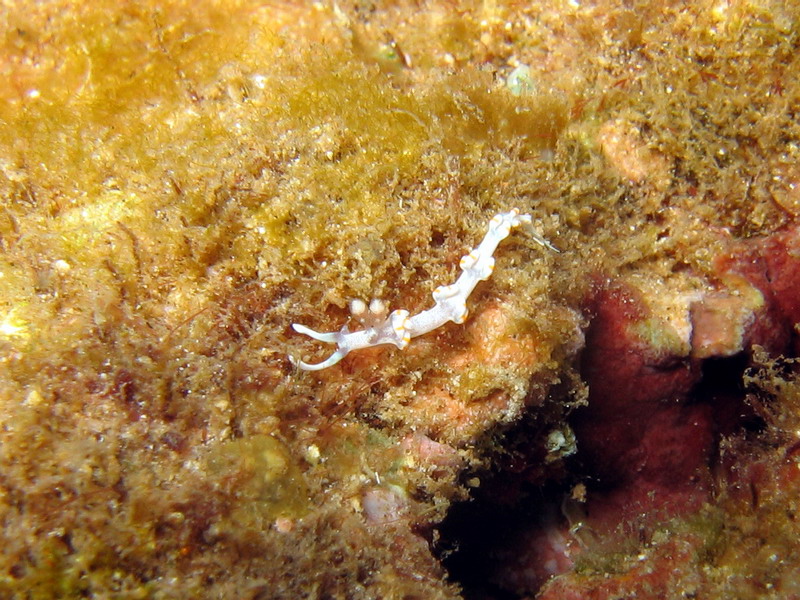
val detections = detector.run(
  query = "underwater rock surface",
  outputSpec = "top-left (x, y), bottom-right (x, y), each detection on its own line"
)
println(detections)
top-left (1, 1), bottom-right (799, 599)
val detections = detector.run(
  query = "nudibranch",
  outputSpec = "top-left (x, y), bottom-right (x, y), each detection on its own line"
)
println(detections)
top-left (289, 209), bottom-right (556, 371)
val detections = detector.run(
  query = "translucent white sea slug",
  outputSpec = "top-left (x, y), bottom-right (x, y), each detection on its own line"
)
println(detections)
top-left (290, 209), bottom-right (556, 370)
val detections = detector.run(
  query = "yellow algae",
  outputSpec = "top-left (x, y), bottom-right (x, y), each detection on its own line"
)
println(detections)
top-left (0, 0), bottom-right (798, 598)
top-left (207, 435), bottom-right (310, 521)
top-left (0, 307), bottom-right (28, 340)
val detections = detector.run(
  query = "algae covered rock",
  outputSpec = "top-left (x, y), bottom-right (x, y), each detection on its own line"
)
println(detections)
top-left (1, 1), bottom-right (800, 599)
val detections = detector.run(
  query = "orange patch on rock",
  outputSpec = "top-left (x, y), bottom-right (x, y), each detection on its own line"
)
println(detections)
top-left (597, 118), bottom-right (671, 189)
top-left (403, 301), bottom-right (545, 444)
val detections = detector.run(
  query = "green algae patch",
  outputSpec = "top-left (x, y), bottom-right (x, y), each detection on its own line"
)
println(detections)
top-left (207, 435), bottom-right (310, 522)
top-left (243, 54), bottom-right (568, 277)
top-left (630, 315), bottom-right (690, 359)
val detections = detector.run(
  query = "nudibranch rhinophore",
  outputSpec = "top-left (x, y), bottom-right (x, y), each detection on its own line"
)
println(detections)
top-left (289, 209), bottom-right (557, 371)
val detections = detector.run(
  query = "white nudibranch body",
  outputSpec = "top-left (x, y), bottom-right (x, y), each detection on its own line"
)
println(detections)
top-left (290, 209), bottom-right (555, 371)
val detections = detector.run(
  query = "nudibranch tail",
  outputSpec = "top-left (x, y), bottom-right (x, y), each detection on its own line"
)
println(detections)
top-left (289, 209), bottom-right (554, 371)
